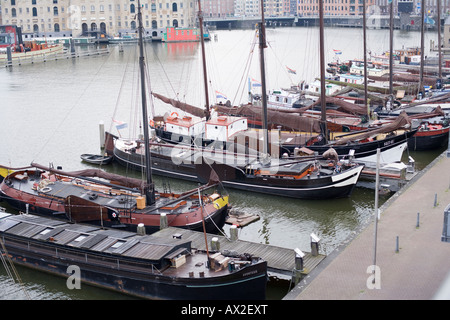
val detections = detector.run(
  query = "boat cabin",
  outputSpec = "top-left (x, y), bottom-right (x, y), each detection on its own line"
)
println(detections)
top-left (205, 116), bottom-right (248, 141)
top-left (267, 90), bottom-right (302, 109)
top-left (165, 115), bottom-right (205, 137)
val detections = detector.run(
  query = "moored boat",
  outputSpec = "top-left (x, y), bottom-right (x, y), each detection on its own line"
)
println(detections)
top-left (0, 163), bottom-right (229, 234)
top-left (80, 153), bottom-right (113, 165)
top-left (0, 210), bottom-right (267, 300)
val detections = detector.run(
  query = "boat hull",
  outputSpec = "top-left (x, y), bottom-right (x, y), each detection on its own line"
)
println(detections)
top-left (0, 213), bottom-right (267, 300)
top-left (407, 127), bottom-right (449, 151)
top-left (0, 168), bottom-right (228, 235)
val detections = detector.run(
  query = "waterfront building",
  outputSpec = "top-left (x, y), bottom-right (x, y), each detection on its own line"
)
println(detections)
top-left (298, 0), bottom-right (377, 16)
top-left (0, 0), bottom-right (198, 40)
top-left (201, 0), bottom-right (234, 18)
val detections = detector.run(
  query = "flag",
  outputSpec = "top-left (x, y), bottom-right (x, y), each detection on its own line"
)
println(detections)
top-left (286, 66), bottom-right (297, 74)
top-left (250, 78), bottom-right (262, 87)
top-left (113, 119), bottom-right (128, 130)
top-left (333, 49), bottom-right (342, 55)
top-left (215, 91), bottom-right (227, 100)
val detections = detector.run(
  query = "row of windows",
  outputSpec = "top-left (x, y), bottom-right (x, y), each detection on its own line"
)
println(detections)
top-left (7, 2), bottom-right (183, 12)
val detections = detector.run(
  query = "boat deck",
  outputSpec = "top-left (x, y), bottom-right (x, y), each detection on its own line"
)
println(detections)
top-left (153, 227), bottom-right (326, 277)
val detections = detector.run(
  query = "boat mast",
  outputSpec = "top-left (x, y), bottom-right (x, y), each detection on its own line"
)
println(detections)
top-left (389, 0), bottom-right (394, 96)
top-left (419, 0), bottom-right (426, 97)
top-left (438, 0), bottom-right (442, 83)
top-left (198, 0), bottom-right (211, 120)
top-left (259, 0), bottom-right (269, 155)
top-left (362, 0), bottom-right (368, 120)
top-left (319, 0), bottom-right (328, 143)
top-left (137, 0), bottom-right (155, 206)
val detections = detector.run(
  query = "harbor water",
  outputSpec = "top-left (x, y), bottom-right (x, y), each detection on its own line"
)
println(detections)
top-left (0, 26), bottom-right (445, 300)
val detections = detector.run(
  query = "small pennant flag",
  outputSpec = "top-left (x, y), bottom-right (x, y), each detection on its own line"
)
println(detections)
top-left (113, 119), bottom-right (128, 130)
top-left (251, 78), bottom-right (262, 87)
top-left (215, 91), bottom-right (227, 100)
top-left (333, 49), bottom-right (342, 55)
top-left (286, 66), bottom-right (297, 74)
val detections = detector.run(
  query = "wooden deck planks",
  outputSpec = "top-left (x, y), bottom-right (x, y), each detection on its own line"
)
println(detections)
top-left (153, 227), bottom-right (326, 276)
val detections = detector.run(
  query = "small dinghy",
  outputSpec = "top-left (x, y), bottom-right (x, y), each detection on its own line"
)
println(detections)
top-left (80, 154), bottom-right (113, 165)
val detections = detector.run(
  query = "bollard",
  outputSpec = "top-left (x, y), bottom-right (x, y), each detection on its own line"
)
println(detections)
top-left (395, 236), bottom-right (399, 253)
top-left (99, 121), bottom-right (105, 149)
top-left (416, 212), bottom-right (420, 228)
top-left (160, 213), bottom-right (168, 230)
top-left (211, 237), bottom-right (220, 251)
top-left (292, 248), bottom-right (305, 285)
top-left (230, 224), bottom-right (238, 241)
top-left (310, 233), bottom-right (320, 256)
top-left (137, 223), bottom-right (146, 236)
top-left (434, 193), bottom-right (438, 207)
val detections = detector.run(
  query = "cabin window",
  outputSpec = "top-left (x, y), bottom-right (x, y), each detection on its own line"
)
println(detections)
top-left (40, 228), bottom-right (53, 235)
top-left (112, 240), bottom-right (125, 248)
top-left (74, 235), bottom-right (87, 242)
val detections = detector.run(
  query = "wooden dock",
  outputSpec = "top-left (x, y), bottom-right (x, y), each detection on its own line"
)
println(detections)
top-left (152, 227), bottom-right (326, 277)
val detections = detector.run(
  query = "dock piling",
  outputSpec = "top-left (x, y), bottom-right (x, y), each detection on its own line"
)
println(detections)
top-left (137, 223), bottom-right (146, 236)
top-left (211, 237), bottom-right (220, 251)
top-left (230, 225), bottom-right (238, 241)
top-left (292, 248), bottom-right (305, 285)
top-left (310, 233), bottom-right (320, 256)
top-left (160, 213), bottom-right (168, 230)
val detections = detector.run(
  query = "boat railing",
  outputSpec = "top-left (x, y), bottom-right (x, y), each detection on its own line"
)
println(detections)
top-left (2, 235), bottom-right (164, 276)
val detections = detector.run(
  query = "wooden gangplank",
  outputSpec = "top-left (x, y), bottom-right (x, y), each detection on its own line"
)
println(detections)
top-left (153, 227), bottom-right (326, 276)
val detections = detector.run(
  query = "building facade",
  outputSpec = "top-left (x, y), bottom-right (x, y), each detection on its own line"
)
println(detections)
top-left (298, 0), bottom-right (377, 16)
top-left (0, 0), bottom-right (198, 39)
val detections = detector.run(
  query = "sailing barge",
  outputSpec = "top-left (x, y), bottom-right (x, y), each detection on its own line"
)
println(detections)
top-left (0, 163), bottom-right (229, 234)
top-left (0, 210), bottom-right (267, 300)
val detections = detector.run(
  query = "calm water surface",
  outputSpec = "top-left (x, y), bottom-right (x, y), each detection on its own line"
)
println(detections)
top-left (0, 27), bottom-right (443, 300)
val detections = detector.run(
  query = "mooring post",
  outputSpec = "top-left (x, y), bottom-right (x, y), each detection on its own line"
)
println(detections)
top-left (292, 248), bottom-right (305, 285)
top-left (99, 121), bottom-right (105, 150)
top-left (310, 233), bottom-right (320, 256)
top-left (137, 223), bottom-right (146, 236)
top-left (416, 212), bottom-right (420, 228)
top-left (230, 224), bottom-right (238, 241)
top-left (160, 213), bottom-right (168, 230)
top-left (434, 193), bottom-right (438, 207)
top-left (395, 236), bottom-right (399, 253)
top-left (211, 237), bottom-right (220, 251)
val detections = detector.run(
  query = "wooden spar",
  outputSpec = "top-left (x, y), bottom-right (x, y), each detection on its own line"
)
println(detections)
top-left (319, 0), bottom-right (328, 144)
top-left (438, 0), bottom-right (442, 81)
top-left (389, 0), bottom-right (394, 95)
top-left (419, 0), bottom-right (425, 96)
top-left (137, 0), bottom-right (155, 205)
top-left (197, 0), bottom-right (210, 120)
top-left (362, 0), bottom-right (369, 118)
top-left (198, 187), bottom-right (210, 264)
top-left (259, 0), bottom-right (269, 155)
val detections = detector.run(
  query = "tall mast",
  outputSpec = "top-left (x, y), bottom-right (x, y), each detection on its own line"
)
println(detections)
top-left (198, 0), bottom-right (210, 120)
top-left (419, 0), bottom-right (425, 97)
top-left (389, 0), bottom-right (394, 95)
top-left (259, 0), bottom-right (269, 155)
top-left (438, 0), bottom-right (442, 82)
top-left (319, 0), bottom-right (328, 143)
top-left (137, 0), bottom-right (155, 205)
top-left (362, 0), bottom-right (368, 119)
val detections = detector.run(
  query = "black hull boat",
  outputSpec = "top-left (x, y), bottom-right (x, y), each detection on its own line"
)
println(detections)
top-left (106, 132), bottom-right (364, 200)
top-left (0, 211), bottom-right (267, 300)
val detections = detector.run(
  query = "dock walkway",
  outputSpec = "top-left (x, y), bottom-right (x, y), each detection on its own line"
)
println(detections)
top-left (153, 227), bottom-right (325, 277)
top-left (285, 152), bottom-right (450, 300)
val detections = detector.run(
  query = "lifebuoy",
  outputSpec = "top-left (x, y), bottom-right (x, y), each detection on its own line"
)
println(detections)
top-left (149, 119), bottom-right (155, 127)
top-left (170, 112), bottom-right (179, 118)
top-left (40, 186), bottom-right (52, 193)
